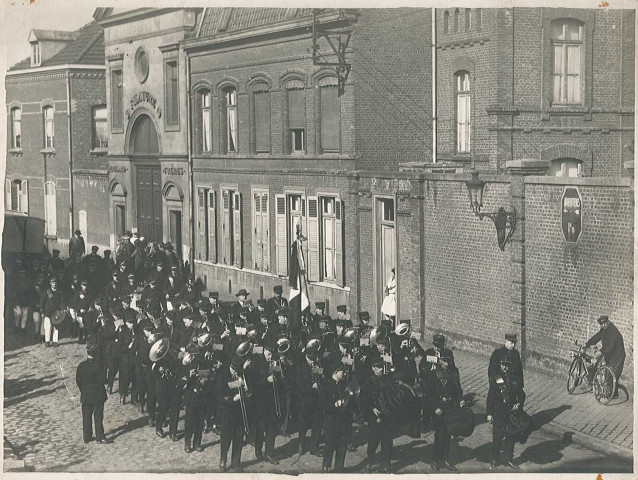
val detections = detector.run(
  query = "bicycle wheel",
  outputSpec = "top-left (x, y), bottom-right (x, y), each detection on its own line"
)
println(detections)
top-left (593, 366), bottom-right (616, 405)
top-left (567, 357), bottom-right (582, 394)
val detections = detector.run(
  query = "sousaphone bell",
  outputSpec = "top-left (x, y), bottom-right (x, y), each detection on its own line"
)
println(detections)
top-left (149, 337), bottom-right (178, 364)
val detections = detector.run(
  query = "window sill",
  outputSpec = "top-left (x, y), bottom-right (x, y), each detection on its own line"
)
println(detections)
top-left (111, 127), bottom-right (124, 134)
top-left (8, 148), bottom-right (23, 156)
top-left (45, 235), bottom-right (58, 241)
top-left (90, 148), bottom-right (109, 156)
top-left (40, 148), bottom-right (56, 156)
top-left (165, 123), bottom-right (180, 132)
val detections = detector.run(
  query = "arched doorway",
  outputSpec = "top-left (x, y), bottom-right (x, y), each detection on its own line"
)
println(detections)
top-left (130, 114), bottom-right (163, 243)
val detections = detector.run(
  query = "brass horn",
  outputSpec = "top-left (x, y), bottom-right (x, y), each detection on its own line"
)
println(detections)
top-left (305, 338), bottom-right (322, 353)
top-left (370, 326), bottom-right (386, 346)
top-left (236, 340), bottom-right (252, 358)
top-left (182, 351), bottom-right (198, 366)
top-left (197, 332), bottom-right (213, 347)
top-left (277, 337), bottom-right (291, 355)
top-left (149, 337), bottom-right (175, 363)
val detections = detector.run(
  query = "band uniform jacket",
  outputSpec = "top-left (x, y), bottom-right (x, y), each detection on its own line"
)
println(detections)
top-left (82, 309), bottom-right (101, 345)
top-left (104, 280), bottom-right (122, 308)
top-left (41, 287), bottom-right (66, 318)
top-left (586, 322), bottom-right (626, 377)
top-left (488, 347), bottom-right (524, 388)
top-left (320, 377), bottom-right (354, 433)
top-left (76, 358), bottom-right (108, 404)
top-left (216, 367), bottom-right (250, 427)
top-left (486, 373), bottom-right (525, 420)
top-left (183, 369), bottom-right (211, 407)
top-left (152, 359), bottom-right (177, 397)
top-left (98, 317), bottom-right (117, 355)
top-left (423, 366), bottom-right (463, 417)
top-left (116, 326), bottom-right (136, 357)
top-left (180, 282), bottom-right (201, 306)
top-left (250, 355), bottom-right (283, 418)
top-left (266, 296), bottom-right (289, 318)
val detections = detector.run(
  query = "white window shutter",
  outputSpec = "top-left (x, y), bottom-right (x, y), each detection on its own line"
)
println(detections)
top-left (253, 193), bottom-right (262, 270)
top-left (307, 196), bottom-right (320, 282)
top-left (21, 180), bottom-right (29, 214)
top-left (335, 198), bottom-right (344, 287)
top-left (197, 188), bottom-right (207, 260)
top-left (79, 210), bottom-right (88, 242)
top-left (208, 191), bottom-right (217, 263)
top-left (233, 192), bottom-right (242, 268)
top-left (5, 179), bottom-right (11, 210)
top-left (262, 193), bottom-right (270, 272)
top-left (275, 194), bottom-right (287, 276)
top-left (222, 190), bottom-right (230, 265)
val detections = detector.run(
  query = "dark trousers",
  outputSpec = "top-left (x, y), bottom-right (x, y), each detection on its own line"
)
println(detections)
top-left (119, 355), bottom-right (135, 396)
top-left (156, 394), bottom-right (171, 433)
top-left (492, 419), bottom-right (515, 462)
top-left (147, 387), bottom-right (157, 425)
top-left (206, 390), bottom-right (217, 426)
top-left (106, 354), bottom-right (119, 390)
top-left (97, 347), bottom-right (107, 381)
top-left (432, 416), bottom-right (451, 462)
top-left (82, 402), bottom-right (105, 442)
top-left (254, 413), bottom-right (279, 456)
top-left (299, 399), bottom-right (322, 451)
top-left (367, 419), bottom-right (393, 467)
top-left (221, 422), bottom-right (245, 467)
top-left (133, 363), bottom-right (149, 405)
top-left (185, 404), bottom-right (206, 448)
top-left (323, 428), bottom-right (348, 472)
top-left (169, 390), bottom-right (183, 436)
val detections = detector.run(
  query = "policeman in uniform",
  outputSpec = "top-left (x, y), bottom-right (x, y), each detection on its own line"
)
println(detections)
top-left (76, 344), bottom-right (112, 444)
top-left (424, 351), bottom-right (464, 471)
top-left (488, 333), bottom-right (524, 388)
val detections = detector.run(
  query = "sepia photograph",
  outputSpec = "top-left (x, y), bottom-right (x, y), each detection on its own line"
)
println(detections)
top-left (0, 0), bottom-right (634, 475)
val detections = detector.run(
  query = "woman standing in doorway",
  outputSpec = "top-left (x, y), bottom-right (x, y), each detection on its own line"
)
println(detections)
top-left (381, 268), bottom-right (396, 325)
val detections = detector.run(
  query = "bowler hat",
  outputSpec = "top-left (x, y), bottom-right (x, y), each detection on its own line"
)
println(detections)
top-left (273, 285), bottom-right (283, 294)
top-left (235, 289), bottom-right (249, 297)
top-left (597, 315), bottom-right (609, 325)
top-left (358, 311), bottom-right (370, 320)
top-left (74, 229), bottom-right (82, 235)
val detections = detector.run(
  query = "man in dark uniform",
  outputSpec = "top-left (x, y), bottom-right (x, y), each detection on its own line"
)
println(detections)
top-left (85, 260), bottom-right (103, 297)
top-left (392, 320), bottom-right (419, 385)
top-left (335, 305), bottom-right (353, 328)
top-left (84, 245), bottom-right (102, 266)
top-left (585, 315), bottom-right (626, 398)
top-left (134, 326), bottom-right (153, 413)
top-left (266, 285), bottom-right (288, 319)
top-left (164, 265), bottom-right (183, 309)
top-left (181, 274), bottom-right (201, 307)
top-left (183, 353), bottom-right (211, 453)
top-left (76, 344), bottom-right (112, 444)
top-left (487, 358), bottom-right (525, 469)
top-left (488, 333), bottom-right (524, 388)
top-left (48, 249), bottom-right (65, 274)
top-left (296, 342), bottom-right (323, 456)
top-left (95, 304), bottom-right (114, 381)
top-left (217, 355), bottom-right (249, 472)
top-left (152, 347), bottom-right (179, 438)
top-left (101, 250), bottom-right (115, 277)
top-left (320, 361), bottom-right (355, 473)
top-left (420, 333), bottom-right (455, 376)
top-left (208, 291), bottom-right (220, 310)
top-left (105, 270), bottom-right (122, 313)
top-left (360, 351), bottom-right (393, 473)
top-left (73, 279), bottom-right (93, 344)
top-left (424, 351), bottom-right (464, 471)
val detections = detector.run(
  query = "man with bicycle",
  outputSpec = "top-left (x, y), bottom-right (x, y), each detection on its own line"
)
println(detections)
top-left (585, 315), bottom-right (625, 399)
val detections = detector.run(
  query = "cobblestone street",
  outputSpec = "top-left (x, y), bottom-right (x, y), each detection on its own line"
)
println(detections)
top-left (3, 326), bottom-right (632, 473)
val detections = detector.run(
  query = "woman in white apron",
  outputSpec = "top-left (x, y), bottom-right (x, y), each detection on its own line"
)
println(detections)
top-left (381, 268), bottom-right (396, 322)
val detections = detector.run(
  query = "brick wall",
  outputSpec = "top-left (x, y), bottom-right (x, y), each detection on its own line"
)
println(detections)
top-left (524, 177), bottom-right (634, 377)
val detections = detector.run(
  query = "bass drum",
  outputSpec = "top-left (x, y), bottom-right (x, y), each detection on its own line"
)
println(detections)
top-left (50, 310), bottom-right (68, 326)
top-left (376, 380), bottom-right (420, 426)
top-left (443, 407), bottom-right (475, 437)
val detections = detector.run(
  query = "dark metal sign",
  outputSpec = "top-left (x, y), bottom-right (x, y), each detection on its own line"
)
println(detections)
top-left (561, 187), bottom-right (582, 243)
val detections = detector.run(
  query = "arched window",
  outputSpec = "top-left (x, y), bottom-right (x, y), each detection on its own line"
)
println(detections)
top-left (550, 158), bottom-right (582, 177)
top-left (44, 181), bottom-right (56, 236)
top-left (443, 11), bottom-right (449, 34)
top-left (194, 88), bottom-right (212, 154)
top-left (284, 79), bottom-right (306, 154)
top-left (222, 86), bottom-right (238, 153)
top-left (11, 107), bottom-right (21, 149)
top-left (7, 179), bottom-right (28, 213)
top-left (43, 106), bottom-right (54, 148)
top-left (317, 76), bottom-right (341, 154)
top-left (456, 72), bottom-right (471, 153)
top-left (551, 19), bottom-right (584, 104)
top-left (131, 114), bottom-right (159, 154)
top-left (454, 9), bottom-right (459, 33)
top-left (250, 81), bottom-right (271, 154)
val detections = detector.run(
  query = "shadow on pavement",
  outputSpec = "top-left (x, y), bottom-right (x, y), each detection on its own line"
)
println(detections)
top-left (4, 385), bottom-right (64, 408)
top-left (530, 404), bottom-right (572, 432)
top-left (451, 438), bottom-right (493, 466)
top-left (5, 375), bottom-right (58, 398)
top-left (107, 416), bottom-right (149, 440)
top-left (518, 439), bottom-right (564, 465)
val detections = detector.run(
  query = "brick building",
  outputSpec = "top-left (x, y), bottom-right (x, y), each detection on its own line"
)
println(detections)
top-left (5, 13), bottom-right (108, 253)
top-left (183, 8), bottom-right (432, 311)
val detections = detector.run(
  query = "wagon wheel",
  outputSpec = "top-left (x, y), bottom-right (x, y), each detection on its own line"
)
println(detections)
top-left (593, 365), bottom-right (616, 405)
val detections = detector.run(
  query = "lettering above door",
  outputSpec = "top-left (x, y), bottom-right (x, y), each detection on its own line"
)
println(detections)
top-left (126, 91), bottom-right (162, 120)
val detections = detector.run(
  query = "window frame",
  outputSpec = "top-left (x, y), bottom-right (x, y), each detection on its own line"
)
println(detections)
top-left (31, 42), bottom-right (41, 66)
top-left (251, 187), bottom-right (270, 272)
top-left (550, 158), bottom-right (583, 177)
top-left (110, 67), bottom-right (124, 132)
top-left (550, 19), bottom-right (584, 106)
top-left (44, 181), bottom-right (57, 237)
top-left (11, 107), bottom-right (21, 149)
top-left (164, 59), bottom-right (180, 129)
top-left (43, 106), bottom-right (55, 149)
top-left (316, 78), bottom-right (341, 154)
top-left (455, 71), bottom-right (471, 154)
top-left (201, 89), bottom-right (212, 153)
top-left (284, 79), bottom-right (306, 155)
top-left (92, 105), bottom-right (108, 150)
top-left (320, 196), bottom-right (337, 282)
top-left (249, 81), bottom-right (272, 154)
top-left (222, 86), bottom-right (238, 154)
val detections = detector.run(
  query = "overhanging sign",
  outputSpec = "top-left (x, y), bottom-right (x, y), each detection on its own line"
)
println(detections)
top-left (561, 187), bottom-right (582, 243)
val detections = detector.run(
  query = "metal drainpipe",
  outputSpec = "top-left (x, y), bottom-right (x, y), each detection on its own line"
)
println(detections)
top-left (185, 51), bottom-right (195, 274)
top-left (432, 8), bottom-right (437, 165)
top-left (66, 71), bottom-right (75, 242)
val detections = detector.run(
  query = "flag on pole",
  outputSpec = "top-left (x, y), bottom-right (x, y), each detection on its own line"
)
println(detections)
top-left (289, 232), bottom-right (310, 334)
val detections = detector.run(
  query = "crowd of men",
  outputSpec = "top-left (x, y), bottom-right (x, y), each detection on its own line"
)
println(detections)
top-left (4, 231), bottom-right (625, 473)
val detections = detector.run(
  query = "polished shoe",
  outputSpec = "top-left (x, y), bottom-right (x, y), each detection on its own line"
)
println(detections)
top-left (219, 460), bottom-right (228, 472)
top-left (504, 461), bottom-right (520, 470)
top-left (255, 449), bottom-right (264, 461)
top-left (156, 429), bottom-right (167, 439)
top-left (97, 438), bottom-right (113, 444)
top-left (430, 461), bottom-right (440, 471)
top-left (490, 459), bottom-right (499, 468)
top-left (84, 436), bottom-right (95, 444)
top-left (264, 455), bottom-right (279, 465)
top-left (170, 434), bottom-right (178, 442)
top-left (185, 445), bottom-right (193, 453)
top-left (443, 461), bottom-right (458, 471)
top-left (196, 445), bottom-right (205, 452)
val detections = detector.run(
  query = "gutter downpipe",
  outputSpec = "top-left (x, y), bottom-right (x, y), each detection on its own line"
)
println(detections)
top-left (432, 8), bottom-right (437, 165)
top-left (185, 49), bottom-right (195, 275)
top-left (66, 71), bottom-right (75, 243)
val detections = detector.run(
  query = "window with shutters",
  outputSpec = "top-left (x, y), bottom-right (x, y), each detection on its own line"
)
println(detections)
top-left (11, 107), bottom-right (21, 149)
top-left (197, 187), bottom-right (218, 262)
top-left (250, 82), bottom-right (271, 153)
top-left (92, 106), bottom-right (108, 149)
top-left (44, 181), bottom-right (56, 236)
top-left (43, 106), bottom-right (54, 148)
top-left (221, 188), bottom-right (242, 266)
top-left (319, 80), bottom-right (340, 153)
top-left (7, 179), bottom-right (28, 213)
top-left (321, 197), bottom-right (337, 281)
top-left (285, 80), bottom-right (306, 154)
top-left (456, 72), bottom-right (471, 153)
top-left (111, 69), bottom-right (123, 130)
top-left (165, 60), bottom-right (179, 127)
top-left (551, 19), bottom-right (583, 105)
top-left (222, 87), bottom-right (238, 153)
top-left (252, 189), bottom-right (270, 272)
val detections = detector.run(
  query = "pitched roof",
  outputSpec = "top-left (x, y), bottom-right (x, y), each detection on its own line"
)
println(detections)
top-left (29, 30), bottom-right (81, 42)
top-left (9, 19), bottom-right (105, 71)
top-left (198, 8), bottom-right (312, 38)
